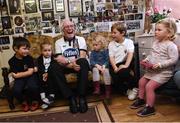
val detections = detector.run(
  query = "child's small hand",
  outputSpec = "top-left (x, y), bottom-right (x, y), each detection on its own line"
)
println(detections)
top-left (12, 72), bottom-right (18, 78)
top-left (118, 65), bottom-right (127, 71)
top-left (43, 73), bottom-right (48, 82)
top-left (152, 63), bottom-right (161, 69)
top-left (95, 64), bottom-right (102, 71)
top-left (114, 67), bottom-right (119, 73)
top-left (142, 58), bottom-right (148, 62)
top-left (34, 67), bottom-right (38, 72)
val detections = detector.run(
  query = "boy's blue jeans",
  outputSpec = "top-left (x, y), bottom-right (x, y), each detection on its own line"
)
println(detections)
top-left (12, 73), bottom-right (39, 103)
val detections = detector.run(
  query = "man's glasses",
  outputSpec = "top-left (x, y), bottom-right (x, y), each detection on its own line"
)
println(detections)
top-left (64, 25), bottom-right (74, 29)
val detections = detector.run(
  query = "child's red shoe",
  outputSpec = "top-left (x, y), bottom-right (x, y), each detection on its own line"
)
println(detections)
top-left (30, 101), bottom-right (39, 111)
top-left (22, 102), bottom-right (29, 112)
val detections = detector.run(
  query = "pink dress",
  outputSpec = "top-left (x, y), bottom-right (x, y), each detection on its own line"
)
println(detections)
top-left (144, 40), bottom-right (179, 84)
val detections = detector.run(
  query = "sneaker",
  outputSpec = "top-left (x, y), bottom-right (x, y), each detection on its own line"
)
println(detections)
top-left (30, 101), bottom-right (39, 111)
top-left (137, 105), bottom-right (155, 117)
top-left (129, 98), bottom-right (145, 109)
top-left (41, 103), bottom-right (49, 109)
top-left (126, 89), bottom-right (131, 96)
top-left (47, 95), bottom-right (55, 104)
top-left (128, 88), bottom-right (138, 100)
top-left (22, 102), bottom-right (29, 112)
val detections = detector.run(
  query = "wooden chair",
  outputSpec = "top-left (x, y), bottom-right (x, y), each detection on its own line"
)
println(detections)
top-left (1, 67), bottom-right (15, 110)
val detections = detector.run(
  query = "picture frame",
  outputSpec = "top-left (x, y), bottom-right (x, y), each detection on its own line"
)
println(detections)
top-left (0, 0), bottom-right (6, 7)
top-left (1, 16), bottom-right (11, 29)
top-left (82, 0), bottom-right (94, 17)
top-left (24, 0), bottom-right (37, 13)
top-left (126, 21), bottom-right (141, 30)
top-left (15, 27), bottom-right (24, 33)
top-left (0, 36), bottom-right (10, 45)
top-left (8, 0), bottom-right (21, 15)
top-left (55, 0), bottom-right (64, 12)
top-left (41, 11), bottom-right (54, 21)
top-left (68, 0), bottom-right (83, 17)
top-left (39, 0), bottom-right (53, 10)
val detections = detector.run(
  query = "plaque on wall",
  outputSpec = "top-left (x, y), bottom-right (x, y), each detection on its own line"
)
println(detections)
top-left (14, 16), bottom-right (23, 26)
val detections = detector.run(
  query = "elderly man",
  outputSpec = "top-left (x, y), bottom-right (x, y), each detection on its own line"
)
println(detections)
top-left (48, 19), bottom-right (89, 113)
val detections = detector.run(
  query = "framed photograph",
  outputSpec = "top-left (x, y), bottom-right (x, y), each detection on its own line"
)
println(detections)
top-left (24, 14), bottom-right (41, 31)
top-left (3, 29), bottom-right (14, 35)
top-left (0, 36), bottom-right (10, 45)
top-left (39, 0), bottom-right (53, 10)
top-left (24, 0), bottom-right (37, 13)
top-left (125, 14), bottom-right (134, 20)
top-left (82, 0), bottom-right (94, 16)
top-left (15, 27), bottom-right (24, 33)
top-left (55, 0), bottom-right (64, 12)
top-left (41, 11), bottom-right (54, 21)
top-left (0, 0), bottom-right (7, 7)
top-left (135, 13), bottom-right (143, 20)
top-left (126, 21), bottom-right (141, 30)
top-left (1, 16), bottom-right (11, 29)
top-left (8, 0), bottom-right (21, 15)
top-left (43, 27), bottom-right (52, 33)
top-left (41, 21), bottom-right (50, 27)
top-left (68, 0), bottom-right (83, 17)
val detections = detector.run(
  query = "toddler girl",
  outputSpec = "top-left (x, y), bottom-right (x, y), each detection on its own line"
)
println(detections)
top-left (90, 35), bottom-right (111, 102)
top-left (130, 18), bottom-right (179, 117)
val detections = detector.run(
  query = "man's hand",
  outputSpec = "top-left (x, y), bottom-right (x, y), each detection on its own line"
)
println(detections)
top-left (117, 64), bottom-right (128, 72)
top-left (73, 62), bottom-right (80, 71)
top-left (54, 55), bottom-right (67, 65)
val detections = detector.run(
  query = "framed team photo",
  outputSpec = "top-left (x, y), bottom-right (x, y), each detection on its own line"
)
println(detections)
top-left (39, 0), bottom-right (53, 10)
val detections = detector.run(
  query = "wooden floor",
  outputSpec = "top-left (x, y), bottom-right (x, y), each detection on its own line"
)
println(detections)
top-left (0, 94), bottom-right (180, 122)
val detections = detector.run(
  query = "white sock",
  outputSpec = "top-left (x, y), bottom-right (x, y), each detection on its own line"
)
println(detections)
top-left (49, 94), bottom-right (55, 98)
top-left (40, 92), bottom-right (46, 100)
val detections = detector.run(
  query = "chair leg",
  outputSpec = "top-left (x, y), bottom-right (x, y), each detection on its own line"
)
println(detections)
top-left (2, 67), bottom-right (15, 110)
top-left (6, 87), bottom-right (15, 110)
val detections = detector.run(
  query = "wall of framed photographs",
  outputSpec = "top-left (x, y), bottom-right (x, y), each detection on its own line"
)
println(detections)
top-left (0, 0), bottom-right (145, 37)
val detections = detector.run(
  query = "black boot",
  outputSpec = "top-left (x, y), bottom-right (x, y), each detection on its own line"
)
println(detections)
top-left (69, 97), bottom-right (78, 113)
top-left (79, 96), bottom-right (88, 113)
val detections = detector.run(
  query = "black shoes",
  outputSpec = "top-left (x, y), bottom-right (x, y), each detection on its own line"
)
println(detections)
top-left (69, 96), bottom-right (88, 114)
top-left (79, 97), bottom-right (88, 113)
top-left (137, 105), bottom-right (155, 117)
top-left (69, 97), bottom-right (79, 114)
top-left (130, 98), bottom-right (145, 109)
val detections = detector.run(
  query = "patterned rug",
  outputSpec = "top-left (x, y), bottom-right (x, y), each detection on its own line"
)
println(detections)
top-left (0, 101), bottom-right (114, 122)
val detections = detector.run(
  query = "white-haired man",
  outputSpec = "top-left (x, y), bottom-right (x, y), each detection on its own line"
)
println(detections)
top-left (48, 19), bottom-right (89, 113)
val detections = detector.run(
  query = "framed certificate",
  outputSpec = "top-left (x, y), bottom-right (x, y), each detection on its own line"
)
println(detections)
top-left (55, 0), bottom-right (64, 12)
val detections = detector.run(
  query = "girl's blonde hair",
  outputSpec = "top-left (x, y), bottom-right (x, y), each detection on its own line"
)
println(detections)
top-left (93, 35), bottom-right (107, 50)
top-left (156, 18), bottom-right (177, 41)
top-left (40, 40), bottom-right (52, 51)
